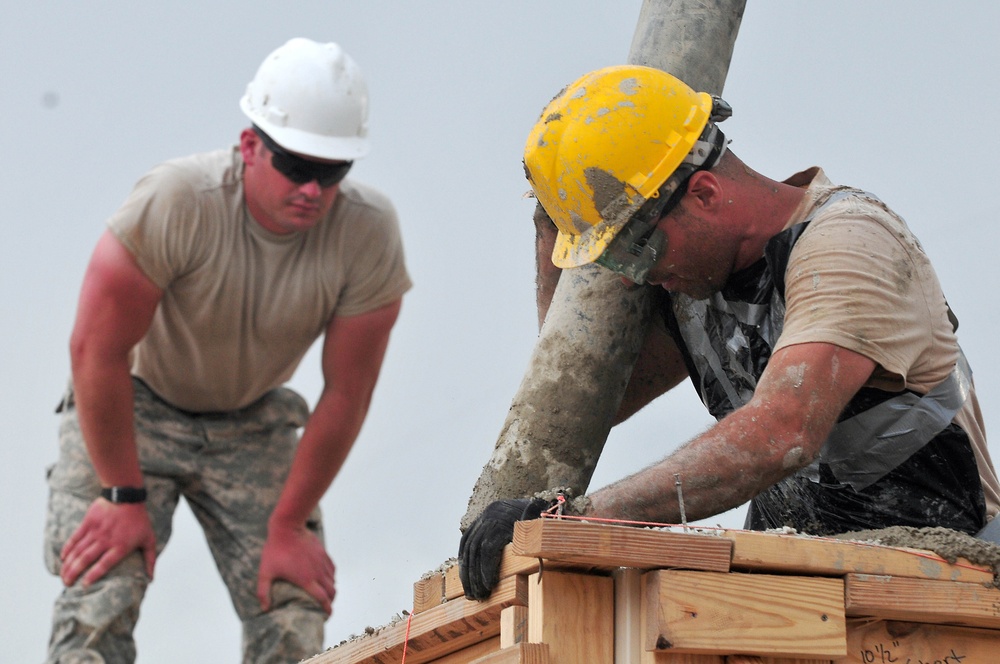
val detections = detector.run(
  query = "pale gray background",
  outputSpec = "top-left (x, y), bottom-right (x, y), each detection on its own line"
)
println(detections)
top-left (5, 2), bottom-right (999, 661)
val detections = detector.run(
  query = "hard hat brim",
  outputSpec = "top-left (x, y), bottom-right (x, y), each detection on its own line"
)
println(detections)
top-left (551, 222), bottom-right (622, 269)
top-left (241, 97), bottom-right (370, 161)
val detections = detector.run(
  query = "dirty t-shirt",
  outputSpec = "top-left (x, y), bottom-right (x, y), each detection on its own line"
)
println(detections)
top-left (107, 147), bottom-right (412, 412)
top-left (775, 167), bottom-right (1000, 518)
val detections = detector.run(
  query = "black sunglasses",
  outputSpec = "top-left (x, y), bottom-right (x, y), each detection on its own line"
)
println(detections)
top-left (252, 126), bottom-right (352, 187)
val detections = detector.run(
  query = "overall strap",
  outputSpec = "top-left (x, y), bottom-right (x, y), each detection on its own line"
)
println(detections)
top-left (816, 350), bottom-right (971, 490)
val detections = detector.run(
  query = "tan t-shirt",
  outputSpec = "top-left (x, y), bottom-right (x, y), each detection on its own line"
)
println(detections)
top-left (108, 147), bottom-right (412, 412)
top-left (776, 167), bottom-right (999, 517)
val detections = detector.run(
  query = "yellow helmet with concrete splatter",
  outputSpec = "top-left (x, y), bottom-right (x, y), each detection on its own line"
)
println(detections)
top-left (523, 65), bottom-right (730, 276)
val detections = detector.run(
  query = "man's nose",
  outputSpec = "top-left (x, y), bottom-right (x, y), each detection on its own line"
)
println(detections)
top-left (298, 180), bottom-right (323, 196)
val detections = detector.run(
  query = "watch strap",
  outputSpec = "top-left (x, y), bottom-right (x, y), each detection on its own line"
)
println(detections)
top-left (100, 486), bottom-right (148, 504)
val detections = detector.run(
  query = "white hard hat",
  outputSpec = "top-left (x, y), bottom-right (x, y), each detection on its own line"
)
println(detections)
top-left (240, 38), bottom-right (370, 160)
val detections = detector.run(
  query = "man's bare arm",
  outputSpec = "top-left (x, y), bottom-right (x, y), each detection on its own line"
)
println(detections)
top-left (257, 298), bottom-right (402, 614)
top-left (588, 342), bottom-right (876, 523)
top-left (61, 230), bottom-right (162, 586)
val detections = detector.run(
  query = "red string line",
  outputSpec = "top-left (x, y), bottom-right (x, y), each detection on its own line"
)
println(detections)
top-left (539, 511), bottom-right (712, 530)
top-left (400, 609), bottom-right (413, 663)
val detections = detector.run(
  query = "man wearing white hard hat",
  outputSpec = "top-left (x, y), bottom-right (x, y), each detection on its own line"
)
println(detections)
top-left (43, 38), bottom-right (411, 663)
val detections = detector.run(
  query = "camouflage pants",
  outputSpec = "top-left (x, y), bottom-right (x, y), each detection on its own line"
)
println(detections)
top-left (44, 379), bottom-right (327, 664)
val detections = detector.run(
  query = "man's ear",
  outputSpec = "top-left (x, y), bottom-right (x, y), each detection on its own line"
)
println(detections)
top-left (684, 170), bottom-right (722, 211)
top-left (239, 128), bottom-right (260, 164)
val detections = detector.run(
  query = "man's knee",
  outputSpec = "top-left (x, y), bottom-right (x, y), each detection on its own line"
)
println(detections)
top-left (47, 568), bottom-right (148, 664)
top-left (242, 581), bottom-right (325, 663)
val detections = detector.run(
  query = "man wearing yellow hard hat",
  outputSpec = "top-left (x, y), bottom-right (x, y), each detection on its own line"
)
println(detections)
top-left (459, 65), bottom-right (1000, 600)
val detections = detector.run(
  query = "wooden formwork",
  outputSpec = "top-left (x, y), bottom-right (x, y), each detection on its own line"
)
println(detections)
top-left (306, 518), bottom-right (1000, 664)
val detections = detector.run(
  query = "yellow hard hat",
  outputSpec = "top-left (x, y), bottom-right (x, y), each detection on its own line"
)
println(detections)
top-left (524, 65), bottom-right (727, 269)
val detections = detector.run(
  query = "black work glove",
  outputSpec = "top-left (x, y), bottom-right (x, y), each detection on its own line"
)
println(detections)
top-left (459, 497), bottom-right (550, 600)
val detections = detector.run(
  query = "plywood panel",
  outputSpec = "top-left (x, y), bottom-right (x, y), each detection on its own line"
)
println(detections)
top-left (846, 619), bottom-right (1000, 663)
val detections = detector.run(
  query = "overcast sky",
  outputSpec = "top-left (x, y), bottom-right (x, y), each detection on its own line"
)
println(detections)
top-left (5, 2), bottom-right (1000, 661)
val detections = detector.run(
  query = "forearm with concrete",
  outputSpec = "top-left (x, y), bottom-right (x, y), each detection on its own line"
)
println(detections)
top-left (585, 404), bottom-right (809, 524)
top-left (586, 342), bottom-right (871, 525)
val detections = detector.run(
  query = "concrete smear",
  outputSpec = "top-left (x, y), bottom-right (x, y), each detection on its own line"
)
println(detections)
top-left (835, 525), bottom-right (1000, 586)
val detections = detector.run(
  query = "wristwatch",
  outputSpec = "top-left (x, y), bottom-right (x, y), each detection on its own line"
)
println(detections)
top-left (100, 486), bottom-right (148, 504)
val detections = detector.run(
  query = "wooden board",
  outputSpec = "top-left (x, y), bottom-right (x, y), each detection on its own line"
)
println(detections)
top-left (513, 519), bottom-right (732, 573)
top-left (444, 564), bottom-right (465, 603)
top-left (433, 638), bottom-right (501, 664)
top-left (845, 573), bottom-right (1000, 629)
top-left (724, 530), bottom-right (994, 584)
top-left (413, 573), bottom-right (446, 614)
top-left (469, 643), bottom-right (550, 664)
top-left (846, 619), bottom-right (1000, 663)
top-left (643, 570), bottom-right (846, 659)
top-left (724, 658), bottom-right (832, 664)
top-left (650, 653), bottom-right (834, 662)
top-left (415, 552), bottom-right (540, 613)
top-left (500, 606), bottom-right (529, 649)
top-left (638, 567), bottom-right (725, 664)
top-left (307, 575), bottom-right (527, 664)
top-left (527, 570), bottom-right (614, 663)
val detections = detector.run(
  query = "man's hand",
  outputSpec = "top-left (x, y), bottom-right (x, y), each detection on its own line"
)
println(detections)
top-left (60, 499), bottom-right (157, 587)
top-left (459, 498), bottom-right (550, 600)
top-left (257, 520), bottom-right (336, 615)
